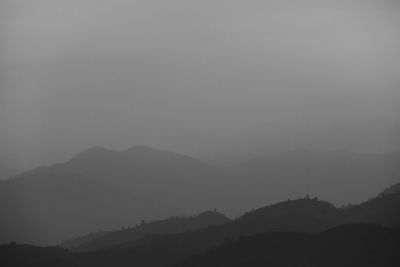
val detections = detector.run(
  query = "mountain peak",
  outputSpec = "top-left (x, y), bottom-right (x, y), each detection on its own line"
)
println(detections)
top-left (124, 145), bottom-right (157, 153)
top-left (239, 197), bottom-right (337, 222)
top-left (197, 210), bottom-right (230, 221)
top-left (288, 149), bottom-right (357, 157)
top-left (83, 146), bottom-right (113, 154)
top-left (68, 146), bottom-right (117, 163)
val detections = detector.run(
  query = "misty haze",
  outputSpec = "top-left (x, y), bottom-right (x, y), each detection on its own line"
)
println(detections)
top-left (1, 1), bottom-right (399, 266)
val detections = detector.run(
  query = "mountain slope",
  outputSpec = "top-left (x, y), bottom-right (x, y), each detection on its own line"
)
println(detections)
top-left (14, 146), bottom-right (230, 214)
top-left (106, 198), bottom-right (344, 257)
top-left (381, 182), bottom-right (400, 196)
top-left (3, 224), bottom-right (398, 267)
top-left (2, 193), bottom-right (400, 267)
top-left (0, 171), bottom-right (173, 245)
top-left (0, 243), bottom-right (69, 267)
top-left (341, 191), bottom-right (400, 228)
top-left (100, 193), bottom-right (400, 255)
top-left (9, 148), bottom-right (400, 217)
top-left (64, 210), bottom-right (230, 251)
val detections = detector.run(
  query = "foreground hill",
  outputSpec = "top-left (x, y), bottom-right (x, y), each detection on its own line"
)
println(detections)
top-left (341, 191), bottom-right (400, 228)
top-left (58, 193), bottom-right (396, 265)
top-left (2, 224), bottom-right (398, 267)
top-left (116, 192), bottom-right (400, 251)
top-left (62, 210), bottom-right (230, 251)
top-left (381, 182), bottom-right (400, 196)
top-left (172, 224), bottom-right (400, 267)
top-left (0, 243), bottom-right (69, 267)
top-left (1, 192), bottom-right (400, 267)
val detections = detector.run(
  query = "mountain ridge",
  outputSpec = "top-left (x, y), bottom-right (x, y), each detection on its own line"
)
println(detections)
top-left (63, 210), bottom-right (230, 251)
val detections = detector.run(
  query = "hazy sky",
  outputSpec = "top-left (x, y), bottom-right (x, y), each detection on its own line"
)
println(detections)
top-left (1, 0), bottom-right (400, 169)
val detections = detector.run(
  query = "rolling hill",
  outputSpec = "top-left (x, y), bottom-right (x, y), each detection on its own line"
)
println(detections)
top-left (172, 224), bottom-right (400, 267)
top-left (62, 210), bottom-right (230, 251)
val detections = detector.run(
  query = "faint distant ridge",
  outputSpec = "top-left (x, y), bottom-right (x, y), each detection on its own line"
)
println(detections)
top-left (65, 210), bottom-right (230, 252)
top-left (68, 146), bottom-right (118, 162)
top-left (123, 145), bottom-right (167, 154)
top-left (67, 145), bottom-right (215, 168)
top-left (229, 148), bottom-right (400, 206)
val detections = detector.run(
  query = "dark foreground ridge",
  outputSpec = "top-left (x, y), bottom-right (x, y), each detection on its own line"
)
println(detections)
top-left (1, 191), bottom-right (400, 267)
top-left (2, 224), bottom-right (399, 267)
top-left (172, 224), bottom-right (400, 267)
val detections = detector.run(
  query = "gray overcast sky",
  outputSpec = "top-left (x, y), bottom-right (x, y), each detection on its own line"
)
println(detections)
top-left (1, 0), bottom-right (400, 169)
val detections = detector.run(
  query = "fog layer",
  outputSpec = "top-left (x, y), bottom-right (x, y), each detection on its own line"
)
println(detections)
top-left (1, 0), bottom-right (400, 169)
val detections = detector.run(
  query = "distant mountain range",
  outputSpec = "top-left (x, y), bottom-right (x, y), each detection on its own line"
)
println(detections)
top-left (17, 146), bottom-right (230, 213)
top-left (0, 146), bottom-right (399, 245)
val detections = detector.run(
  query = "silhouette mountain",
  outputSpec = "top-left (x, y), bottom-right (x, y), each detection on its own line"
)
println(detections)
top-left (93, 193), bottom-right (400, 255)
top-left (0, 171), bottom-right (173, 245)
top-left (0, 243), bottom-right (69, 267)
top-left (59, 231), bottom-right (108, 250)
top-left (2, 224), bottom-right (399, 267)
top-left (62, 210), bottom-right (230, 251)
top-left (172, 224), bottom-right (400, 267)
top-left (237, 197), bottom-right (341, 232)
top-left (341, 191), bottom-right (400, 228)
top-left (51, 193), bottom-right (393, 267)
top-left (1, 193), bottom-right (400, 267)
